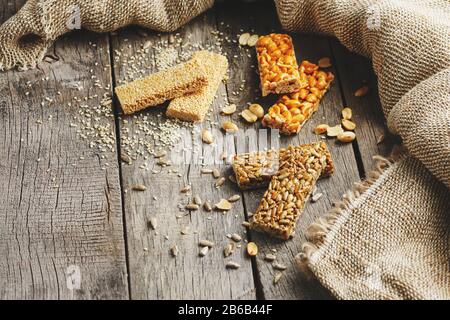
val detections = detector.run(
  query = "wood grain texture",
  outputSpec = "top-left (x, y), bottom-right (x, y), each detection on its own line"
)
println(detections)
top-left (216, 1), bottom-right (360, 300)
top-left (330, 39), bottom-right (396, 173)
top-left (0, 1), bottom-right (128, 299)
top-left (110, 12), bottom-right (256, 299)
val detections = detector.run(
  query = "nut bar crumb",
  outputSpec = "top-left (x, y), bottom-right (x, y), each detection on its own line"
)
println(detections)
top-left (166, 51), bottom-right (228, 122)
top-left (256, 34), bottom-right (305, 97)
top-left (232, 141), bottom-right (333, 190)
top-left (115, 57), bottom-right (208, 114)
top-left (262, 61), bottom-right (334, 135)
top-left (249, 142), bottom-right (333, 240)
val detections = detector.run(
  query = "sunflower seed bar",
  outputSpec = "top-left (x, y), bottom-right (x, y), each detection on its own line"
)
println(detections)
top-left (166, 51), bottom-right (228, 122)
top-left (256, 34), bottom-right (305, 97)
top-left (232, 142), bottom-right (333, 190)
top-left (249, 142), bottom-right (333, 240)
top-left (115, 57), bottom-right (208, 114)
top-left (262, 60), bottom-right (334, 134)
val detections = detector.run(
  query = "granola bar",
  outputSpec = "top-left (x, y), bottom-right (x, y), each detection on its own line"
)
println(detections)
top-left (262, 61), bottom-right (334, 135)
top-left (232, 141), bottom-right (333, 190)
top-left (115, 57), bottom-right (208, 114)
top-left (248, 142), bottom-right (333, 240)
top-left (166, 51), bottom-right (228, 122)
top-left (256, 34), bottom-right (305, 97)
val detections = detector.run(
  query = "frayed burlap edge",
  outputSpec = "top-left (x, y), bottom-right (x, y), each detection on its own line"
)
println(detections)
top-left (295, 151), bottom-right (405, 297)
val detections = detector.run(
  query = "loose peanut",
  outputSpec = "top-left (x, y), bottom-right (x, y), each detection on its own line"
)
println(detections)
top-left (248, 103), bottom-right (264, 119)
top-left (222, 121), bottom-right (239, 133)
top-left (201, 130), bottom-right (214, 144)
top-left (341, 107), bottom-right (352, 120)
top-left (221, 104), bottom-right (236, 115)
top-left (318, 57), bottom-right (332, 68)
top-left (326, 125), bottom-right (344, 137)
top-left (314, 124), bottom-right (329, 135)
top-left (337, 131), bottom-right (356, 142)
top-left (342, 119), bottom-right (356, 131)
top-left (239, 33), bottom-right (251, 46)
top-left (241, 109), bottom-right (258, 123)
top-left (354, 85), bottom-right (369, 97)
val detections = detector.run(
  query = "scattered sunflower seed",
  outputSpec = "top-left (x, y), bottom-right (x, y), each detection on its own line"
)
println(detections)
top-left (264, 253), bottom-right (277, 262)
top-left (273, 262), bottom-right (287, 271)
top-left (224, 243), bottom-right (235, 257)
top-left (170, 244), bottom-right (178, 257)
top-left (185, 203), bottom-right (199, 211)
top-left (201, 168), bottom-right (213, 174)
top-left (193, 195), bottom-right (202, 205)
top-left (231, 233), bottom-right (242, 242)
top-left (273, 272), bottom-right (283, 284)
top-left (215, 177), bottom-right (226, 188)
top-left (180, 227), bottom-right (191, 235)
top-left (212, 168), bottom-right (221, 179)
top-left (225, 261), bottom-right (241, 269)
top-left (180, 185), bottom-right (191, 193)
top-left (199, 239), bottom-right (215, 247)
top-left (120, 153), bottom-right (132, 164)
top-left (148, 217), bottom-right (158, 230)
top-left (203, 201), bottom-right (213, 212)
top-left (132, 184), bottom-right (147, 191)
top-left (199, 246), bottom-right (209, 257)
top-left (228, 194), bottom-right (241, 202)
top-left (311, 192), bottom-right (323, 202)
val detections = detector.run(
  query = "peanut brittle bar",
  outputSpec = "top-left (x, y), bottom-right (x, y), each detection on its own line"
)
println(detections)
top-left (262, 61), bottom-right (334, 135)
top-left (166, 51), bottom-right (228, 122)
top-left (115, 57), bottom-right (208, 114)
top-left (232, 142), bottom-right (333, 190)
top-left (248, 142), bottom-right (333, 240)
top-left (256, 34), bottom-right (305, 97)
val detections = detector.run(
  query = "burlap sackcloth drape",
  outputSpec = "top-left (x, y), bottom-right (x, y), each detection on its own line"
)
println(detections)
top-left (1, 0), bottom-right (449, 300)
top-left (274, 0), bottom-right (450, 299)
top-left (0, 0), bottom-right (213, 70)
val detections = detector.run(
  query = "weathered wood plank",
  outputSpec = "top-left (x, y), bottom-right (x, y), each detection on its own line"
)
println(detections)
top-left (216, 1), bottom-right (361, 300)
top-left (330, 39), bottom-right (396, 173)
top-left (0, 1), bottom-right (128, 299)
top-left (110, 11), bottom-right (256, 299)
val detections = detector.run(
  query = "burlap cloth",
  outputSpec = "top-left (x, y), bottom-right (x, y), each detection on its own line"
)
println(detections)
top-left (0, 0), bottom-right (213, 70)
top-left (1, 0), bottom-right (449, 300)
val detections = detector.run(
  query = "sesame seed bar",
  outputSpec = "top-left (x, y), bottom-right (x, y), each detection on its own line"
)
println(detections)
top-left (232, 141), bottom-right (333, 190)
top-left (248, 142), bottom-right (333, 240)
top-left (166, 51), bottom-right (228, 122)
top-left (256, 34), bottom-right (305, 97)
top-left (262, 60), bottom-right (334, 135)
top-left (115, 58), bottom-right (208, 114)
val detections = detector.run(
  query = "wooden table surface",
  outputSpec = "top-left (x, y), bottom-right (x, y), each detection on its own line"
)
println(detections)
top-left (0, 0), bottom-right (395, 299)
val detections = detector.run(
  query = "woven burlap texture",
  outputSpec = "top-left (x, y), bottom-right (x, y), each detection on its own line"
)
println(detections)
top-left (275, 0), bottom-right (450, 299)
top-left (0, 0), bottom-right (213, 70)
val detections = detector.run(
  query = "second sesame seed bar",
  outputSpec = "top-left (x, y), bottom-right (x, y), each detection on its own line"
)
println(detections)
top-left (262, 60), bottom-right (334, 135)
top-left (166, 51), bottom-right (228, 122)
top-left (247, 142), bottom-right (333, 240)
top-left (256, 34), bottom-right (305, 97)
top-left (115, 57), bottom-right (208, 115)
top-left (232, 141), bottom-right (333, 190)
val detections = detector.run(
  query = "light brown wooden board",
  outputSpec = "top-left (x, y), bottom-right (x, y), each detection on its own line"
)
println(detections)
top-left (215, 2), bottom-right (361, 299)
top-left (0, 1), bottom-right (128, 299)
top-left (110, 12), bottom-right (256, 299)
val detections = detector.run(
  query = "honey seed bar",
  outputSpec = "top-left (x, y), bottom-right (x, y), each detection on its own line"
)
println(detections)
top-left (232, 141), bottom-right (333, 190)
top-left (248, 142), bottom-right (333, 240)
